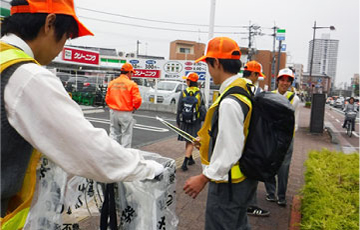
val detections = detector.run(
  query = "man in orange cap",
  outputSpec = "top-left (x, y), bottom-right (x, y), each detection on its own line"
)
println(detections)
top-left (183, 37), bottom-right (258, 230)
top-left (0, 1), bottom-right (163, 228)
top-left (105, 63), bottom-right (142, 148)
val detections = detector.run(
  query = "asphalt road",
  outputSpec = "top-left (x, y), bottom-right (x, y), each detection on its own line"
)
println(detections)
top-left (325, 104), bottom-right (359, 153)
top-left (84, 109), bottom-right (178, 148)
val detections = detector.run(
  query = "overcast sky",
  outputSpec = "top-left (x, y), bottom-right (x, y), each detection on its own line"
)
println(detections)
top-left (70, 0), bottom-right (359, 86)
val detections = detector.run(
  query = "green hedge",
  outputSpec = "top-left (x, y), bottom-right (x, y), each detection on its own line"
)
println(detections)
top-left (301, 149), bottom-right (359, 230)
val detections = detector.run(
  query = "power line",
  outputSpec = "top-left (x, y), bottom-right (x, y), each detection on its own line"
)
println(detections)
top-left (79, 15), bottom-right (249, 34)
top-left (78, 7), bottom-right (249, 29)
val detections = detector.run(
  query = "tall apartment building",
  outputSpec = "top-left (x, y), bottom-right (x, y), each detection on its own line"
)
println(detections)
top-left (307, 34), bottom-right (339, 87)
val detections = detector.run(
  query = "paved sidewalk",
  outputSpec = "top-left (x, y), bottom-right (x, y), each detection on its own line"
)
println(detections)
top-left (140, 104), bottom-right (337, 230)
top-left (79, 104), bottom-right (337, 229)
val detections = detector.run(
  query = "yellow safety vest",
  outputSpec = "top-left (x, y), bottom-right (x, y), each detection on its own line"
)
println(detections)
top-left (0, 41), bottom-right (42, 230)
top-left (272, 90), bottom-right (295, 104)
top-left (198, 78), bottom-right (252, 183)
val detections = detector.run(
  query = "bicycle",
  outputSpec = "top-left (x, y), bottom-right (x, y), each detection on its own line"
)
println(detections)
top-left (344, 111), bottom-right (357, 137)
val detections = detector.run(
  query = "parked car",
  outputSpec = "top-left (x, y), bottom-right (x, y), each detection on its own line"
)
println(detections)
top-left (334, 98), bottom-right (344, 108)
top-left (145, 80), bottom-right (187, 105)
top-left (65, 76), bottom-right (97, 92)
top-left (132, 78), bottom-right (152, 99)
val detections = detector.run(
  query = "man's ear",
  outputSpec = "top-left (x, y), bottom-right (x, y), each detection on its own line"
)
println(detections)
top-left (44, 14), bottom-right (57, 35)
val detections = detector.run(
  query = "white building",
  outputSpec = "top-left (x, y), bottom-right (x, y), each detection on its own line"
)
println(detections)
top-left (307, 34), bottom-right (339, 88)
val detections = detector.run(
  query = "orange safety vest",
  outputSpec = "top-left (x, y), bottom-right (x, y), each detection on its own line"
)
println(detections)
top-left (198, 78), bottom-right (252, 183)
top-left (0, 41), bottom-right (42, 230)
top-left (105, 74), bottom-right (142, 111)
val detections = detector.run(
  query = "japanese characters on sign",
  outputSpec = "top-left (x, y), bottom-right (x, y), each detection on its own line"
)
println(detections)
top-left (128, 59), bottom-right (208, 80)
top-left (62, 47), bottom-right (100, 65)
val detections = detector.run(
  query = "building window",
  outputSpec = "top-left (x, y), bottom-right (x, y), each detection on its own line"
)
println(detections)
top-left (179, 47), bottom-right (191, 54)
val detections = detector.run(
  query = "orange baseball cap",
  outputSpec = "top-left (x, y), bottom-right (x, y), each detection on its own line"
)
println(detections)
top-left (244, 61), bottom-right (265, 78)
top-left (195, 37), bottom-right (241, 63)
top-left (10, 0), bottom-right (93, 38)
top-left (121, 63), bottom-right (135, 73)
top-left (182, 72), bottom-right (199, 82)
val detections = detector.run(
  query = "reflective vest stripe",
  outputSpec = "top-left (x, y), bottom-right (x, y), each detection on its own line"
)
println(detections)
top-left (0, 42), bottom-right (39, 72)
top-left (0, 149), bottom-right (41, 230)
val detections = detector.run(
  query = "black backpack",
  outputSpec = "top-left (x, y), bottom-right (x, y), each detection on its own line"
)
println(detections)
top-left (213, 86), bottom-right (295, 182)
top-left (180, 90), bottom-right (200, 124)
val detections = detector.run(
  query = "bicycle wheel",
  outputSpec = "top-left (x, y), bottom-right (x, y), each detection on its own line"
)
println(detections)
top-left (347, 121), bottom-right (352, 137)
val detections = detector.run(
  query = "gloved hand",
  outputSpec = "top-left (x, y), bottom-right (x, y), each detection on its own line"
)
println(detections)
top-left (148, 160), bottom-right (165, 178)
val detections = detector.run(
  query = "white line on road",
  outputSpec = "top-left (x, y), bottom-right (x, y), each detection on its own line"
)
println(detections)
top-left (85, 117), bottom-right (169, 132)
top-left (335, 119), bottom-right (340, 123)
top-left (134, 113), bottom-right (176, 122)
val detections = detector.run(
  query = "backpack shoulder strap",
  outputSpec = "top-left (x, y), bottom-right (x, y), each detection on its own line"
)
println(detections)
top-left (288, 92), bottom-right (295, 102)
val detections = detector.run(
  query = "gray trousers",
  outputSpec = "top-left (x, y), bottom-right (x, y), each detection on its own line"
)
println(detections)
top-left (264, 140), bottom-right (294, 200)
top-left (205, 178), bottom-right (257, 230)
top-left (109, 109), bottom-right (135, 148)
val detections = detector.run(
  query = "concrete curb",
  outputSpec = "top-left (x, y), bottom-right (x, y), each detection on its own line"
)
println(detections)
top-left (324, 121), bottom-right (339, 144)
top-left (289, 195), bottom-right (302, 230)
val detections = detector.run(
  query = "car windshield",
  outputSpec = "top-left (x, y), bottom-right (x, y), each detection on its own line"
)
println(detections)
top-left (157, 82), bottom-right (177, 91)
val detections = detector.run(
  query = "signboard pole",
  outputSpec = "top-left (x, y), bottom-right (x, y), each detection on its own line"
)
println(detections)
top-left (154, 79), bottom-right (158, 104)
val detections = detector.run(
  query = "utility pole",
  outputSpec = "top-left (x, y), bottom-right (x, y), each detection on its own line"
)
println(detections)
top-left (247, 24), bottom-right (252, 62)
top-left (204, 0), bottom-right (216, 108)
top-left (271, 25), bottom-right (278, 90)
top-left (276, 40), bottom-right (282, 79)
top-left (136, 40), bottom-right (141, 57)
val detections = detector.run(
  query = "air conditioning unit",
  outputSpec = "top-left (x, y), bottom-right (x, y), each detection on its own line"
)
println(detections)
top-left (118, 51), bottom-right (124, 57)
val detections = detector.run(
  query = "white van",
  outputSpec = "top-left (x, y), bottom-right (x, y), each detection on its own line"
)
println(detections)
top-left (145, 80), bottom-right (187, 105)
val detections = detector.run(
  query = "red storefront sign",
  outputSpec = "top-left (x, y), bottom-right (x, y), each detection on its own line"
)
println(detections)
top-left (62, 47), bottom-right (99, 65)
top-left (133, 69), bottom-right (161, 78)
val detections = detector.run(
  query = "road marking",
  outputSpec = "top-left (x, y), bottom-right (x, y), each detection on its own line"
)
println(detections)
top-left (335, 119), bottom-right (340, 123)
top-left (83, 109), bottom-right (105, 114)
top-left (134, 113), bottom-right (176, 122)
top-left (85, 117), bottom-right (169, 132)
top-left (352, 132), bottom-right (359, 138)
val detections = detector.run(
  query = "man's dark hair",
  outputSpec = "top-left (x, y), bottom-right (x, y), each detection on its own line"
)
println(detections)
top-left (206, 56), bottom-right (242, 75)
top-left (189, 81), bottom-right (198, 87)
top-left (1, 0), bottom-right (78, 41)
top-left (121, 71), bottom-right (130, 75)
top-left (242, 70), bottom-right (258, 78)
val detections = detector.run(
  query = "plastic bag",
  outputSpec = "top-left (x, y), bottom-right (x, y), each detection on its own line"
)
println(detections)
top-left (116, 151), bottom-right (178, 230)
top-left (24, 150), bottom-right (178, 230)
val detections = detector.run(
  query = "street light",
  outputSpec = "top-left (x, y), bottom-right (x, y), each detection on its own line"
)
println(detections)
top-left (308, 21), bottom-right (335, 100)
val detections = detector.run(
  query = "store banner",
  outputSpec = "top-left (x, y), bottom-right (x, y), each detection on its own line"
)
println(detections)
top-left (62, 46), bottom-right (100, 65)
top-left (128, 59), bottom-right (208, 80)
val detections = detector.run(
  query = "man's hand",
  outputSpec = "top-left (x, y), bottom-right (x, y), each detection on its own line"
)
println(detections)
top-left (183, 174), bottom-right (210, 199)
top-left (193, 137), bottom-right (201, 150)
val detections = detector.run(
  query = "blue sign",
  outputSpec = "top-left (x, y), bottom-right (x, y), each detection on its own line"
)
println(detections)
top-left (281, 44), bottom-right (286, 51)
top-left (146, 60), bottom-right (156, 64)
top-left (276, 36), bottom-right (285, 41)
top-left (129, 59), bottom-right (139, 64)
top-left (185, 71), bottom-right (206, 81)
top-left (318, 78), bottom-right (322, 82)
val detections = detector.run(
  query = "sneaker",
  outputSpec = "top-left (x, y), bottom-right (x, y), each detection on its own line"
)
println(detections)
top-left (247, 206), bottom-right (270, 217)
top-left (188, 156), bottom-right (195, 165)
top-left (265, 194), bottom-right (276, 202)
top-left (277, 199), bottom-right (287, 207)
